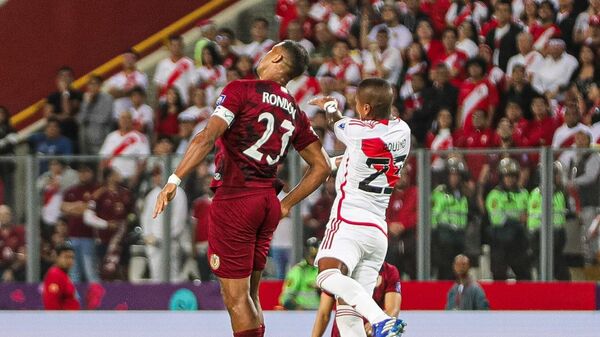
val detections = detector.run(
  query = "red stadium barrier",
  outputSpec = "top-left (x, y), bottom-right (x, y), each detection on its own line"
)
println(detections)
top-left (259, 280), bottom-right (598, 310)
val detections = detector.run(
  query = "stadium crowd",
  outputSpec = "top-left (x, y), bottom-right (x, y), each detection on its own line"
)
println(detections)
top-left (1, 0), bottom-right (600, 284)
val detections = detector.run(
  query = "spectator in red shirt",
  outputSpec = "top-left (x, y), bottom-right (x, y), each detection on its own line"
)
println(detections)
top-left (420, 0), bottom-right (451, 35)
top-left (457, 57), bottom-right (499, 131)
top-left (83, 168), bottom-right (134, 281)
top-left (521, 95), bottom-right (559, 148)
top-left (43, 243), bottom-right (80, 310)
top-left (0, 205), bottom-right (25, 282)
top-left (455, 109), bottom-right (496, 184)
top-left (304, 176), bottom-right (336, 240)
top-left (438, 28), bottom-right (468, 87)
top-left (386, 165), bottom-right (417, 279)
top-left (503, 101), bottom-right (530, 146)
top-left (530, 1), bottom-right (562, 51)
top-left (60, 162), bottom-right (100, 283)
top-left (415, 20), bottom-right (444, 64)
top-left (155, 87), bottom-right (184, 139)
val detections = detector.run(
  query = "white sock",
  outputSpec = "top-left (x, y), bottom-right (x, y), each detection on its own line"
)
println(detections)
top-left (317, 269), bottom-right (389, 324)
top-left (336, 305), bottom-right (367, 337)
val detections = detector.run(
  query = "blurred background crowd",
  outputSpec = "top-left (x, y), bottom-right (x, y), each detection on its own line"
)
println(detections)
top-left (0, 0), bottom-right (599, 286)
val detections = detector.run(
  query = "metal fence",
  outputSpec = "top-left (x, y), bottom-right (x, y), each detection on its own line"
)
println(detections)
top-left (3, 146), bottom-right (598, 283)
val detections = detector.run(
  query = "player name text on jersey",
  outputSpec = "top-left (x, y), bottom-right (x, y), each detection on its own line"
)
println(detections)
top-left (262, 92), bottom-right (297, 118)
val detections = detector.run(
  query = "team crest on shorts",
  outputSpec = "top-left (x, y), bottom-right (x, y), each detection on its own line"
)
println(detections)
top-left (209, 254), bottom-right (220, 270)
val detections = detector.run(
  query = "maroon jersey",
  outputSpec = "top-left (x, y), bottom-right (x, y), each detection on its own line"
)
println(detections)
top-left (63, 183), bottom-right (98, 238)
top-left (89, 186), bottom-right (133, 245)
top-left (372, 262), bottom-right (402, 308)
top-left (211, 80), bottom-right (319, 191)
top-left (43, 266), bottom-right (80, 310)
top-left (193, 196), bottom-right (211, 243)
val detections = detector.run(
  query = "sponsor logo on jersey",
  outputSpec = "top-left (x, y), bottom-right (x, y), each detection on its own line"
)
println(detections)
top-left (214, 173), bottom-right (222, 181)
top-left (395, 281), bottom-right (402, 293)
top-left (338, 123), bottom-right (346, 130)
top-left (209, 254), bottom-right (220, 270)
top-left (216, 94), bottom-right (226, 106)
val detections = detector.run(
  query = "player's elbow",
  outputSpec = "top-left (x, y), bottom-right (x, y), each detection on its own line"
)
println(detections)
top-left (315, 160), bottom-right (332, 181)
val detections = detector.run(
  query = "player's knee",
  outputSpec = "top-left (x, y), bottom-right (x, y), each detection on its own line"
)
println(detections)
top-left (221, 288), bottom-right (250, 312)
top-left (316, 268), bottom-right (342, 290)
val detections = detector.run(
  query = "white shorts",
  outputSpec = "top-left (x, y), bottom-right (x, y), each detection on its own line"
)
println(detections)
top-left (315, 217), bottom-right (388, 294)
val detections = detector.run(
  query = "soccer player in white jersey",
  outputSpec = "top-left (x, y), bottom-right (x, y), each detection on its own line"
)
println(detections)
top-left (309, 78), bottom-right (408, 337)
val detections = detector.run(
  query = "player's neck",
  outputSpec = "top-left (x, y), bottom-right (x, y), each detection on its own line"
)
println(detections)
top-left (259, 74), bottom-right (287, 86)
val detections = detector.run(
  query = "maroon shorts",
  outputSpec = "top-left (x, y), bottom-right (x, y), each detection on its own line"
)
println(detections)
top-left (207, 187), bottom-right (281, 279)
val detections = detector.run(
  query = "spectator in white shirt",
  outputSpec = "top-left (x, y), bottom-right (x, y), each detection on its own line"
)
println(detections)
top-left (327, 0), bottom-right (356, 41)
top-left (141, 166), bottom-right (188, 282)
top-left (99, 110), bottom-right (150, 187)
top-left (367, 4), bottom-right (413, 51)
top-left (361, 28), bottom-right (403, 84)
top-left (532, 39), bottom-right (579, 98)
top-left (193, 42), bottom-right (226, 107)
top-left (506, 32), bottom-right (544, 79)
top-left (456, 21), bottom-right (479, 59)
top-left (126, 86), bottom-right (154, 137)
top-left (153, 35), bottom-right (195, 105)
top-left (233, 18), bottom-right (275, 67)
top-left (287, 20), bottom-right (315, 54)
top-left (105, 50), bottom-right (148, 116)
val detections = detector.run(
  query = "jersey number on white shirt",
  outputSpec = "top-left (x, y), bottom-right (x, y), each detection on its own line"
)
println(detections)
top-left (359, 155), bottom-right (407, 194)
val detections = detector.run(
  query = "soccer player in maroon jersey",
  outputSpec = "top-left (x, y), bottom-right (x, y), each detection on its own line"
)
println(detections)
top-left (43, 243), bottom-right (80, 310)
top-left (311, 262), bottom-right (402, 337)
top-left (153, 40), bottom-right (331, 337)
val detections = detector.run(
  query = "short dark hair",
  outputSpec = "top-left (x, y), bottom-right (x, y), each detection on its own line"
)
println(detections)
top-left (57, 66), bottom-right (73, 74)
top-left (89, 74), bottom-right (103, 84)
top-left (169, 34), bottom-right (183, 42)
top-left (46, 117), bottom-right (61, 127)
top-left (129, 86), bottom-right (146, 97)
top-left (203, 42), bottom-right (223, 65)
top-left (442, 27), bottom-right (458, 38)
top-left (253, 17), bottom-right (269, 28)
top-left (280, 40), bottom-right (309, 79)
top-left (55, 242), bottom-right (74, 255)
top-left (357, 78), bottom-right (394, 120)
top-left (466, 57), bottom-right (487, 72)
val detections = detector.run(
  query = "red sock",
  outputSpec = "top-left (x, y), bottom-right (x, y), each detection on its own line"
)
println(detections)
top-left (233, 325), bottom-right (264, 337)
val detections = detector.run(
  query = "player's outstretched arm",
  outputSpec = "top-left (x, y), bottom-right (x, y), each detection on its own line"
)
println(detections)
top-left (280, 141), bottom-right (331, 218)
top-left (309, 97), bottom-right (343, 127)
top-left (311, 293), bottom-right (335, 337)
top-left (152, 116), bottom-right (227, 218)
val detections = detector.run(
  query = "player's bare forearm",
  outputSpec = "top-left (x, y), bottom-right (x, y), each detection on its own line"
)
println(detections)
top-left (281, 142), bottom-right (331, 217)
top-left (174, 116), bottom-right (227, 179)
top-left (311, 293), bottom-right (335, 337)
top-left (153, 116), bottom-right (227, 218)
top-left (384, 292), bottom-right (402, 317)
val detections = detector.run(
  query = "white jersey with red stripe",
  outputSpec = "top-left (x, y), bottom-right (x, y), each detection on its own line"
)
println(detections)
top-left (330, 117), bottom-right (411, 235)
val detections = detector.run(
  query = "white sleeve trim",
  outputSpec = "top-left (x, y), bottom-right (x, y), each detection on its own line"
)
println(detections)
top-left (213, 105), bottom-right (235, 126)
top-left (83, 209), bottom-right (108, 229)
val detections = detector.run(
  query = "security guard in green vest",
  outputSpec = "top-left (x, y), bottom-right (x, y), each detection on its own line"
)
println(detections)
top-left (485, 158), bottom-right (531, 280)
top-left (527, 161), bottom-right (571, 280)
top-left (279, 237), bottom-right (321, 310)
top-left (432, 158), bottom-right (470, 280)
